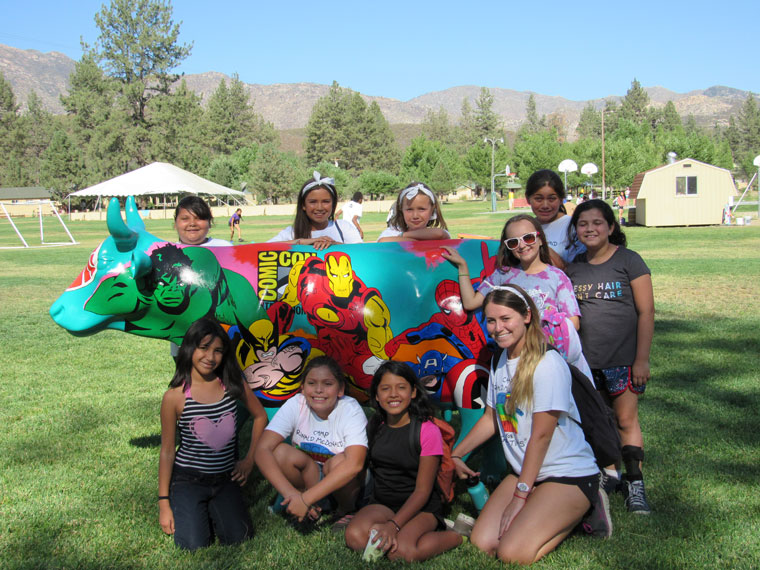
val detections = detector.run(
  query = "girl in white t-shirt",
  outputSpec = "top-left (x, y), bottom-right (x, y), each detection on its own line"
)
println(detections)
top-left (442, 214), bottom-right (590, 378)
top-left (525, 170), bottom-right (584, 268)
top-left (451, 285), bottom-right (601, 565)
top-left (268, 172), bottom-right (362, 250)
top-left (254, 356), bottom-right (368, 522)
top-left (173, 195), bottom-right (232, 247)
top-left (378, 182), bottom-right (450, 242)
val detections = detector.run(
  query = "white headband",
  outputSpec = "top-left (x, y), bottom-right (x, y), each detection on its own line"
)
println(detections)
top-left (399, 184), bottom-right (438, 221)
top-left (301, 171), bottom-right (336, 197)
top-left (491, 285), bottom-right (531, 309)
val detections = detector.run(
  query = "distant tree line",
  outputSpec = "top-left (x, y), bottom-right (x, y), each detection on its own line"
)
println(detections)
top-left (1, 0), bottom-right (758, 206)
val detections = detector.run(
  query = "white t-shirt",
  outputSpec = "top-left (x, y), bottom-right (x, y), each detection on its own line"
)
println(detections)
top-left (203, 237), bottom-right (235, 247)
top-left (341, 201), bottom-right (363, 222)
top-left (265, 393), bottom-right (368, 464)
top-left (267, 220), bottom-right (362, 244)
top-left (541, 216), bottom-right (585, 263)
top-left (377, 226), bottom-right (451, 241)
top-left (486, 350), bottom-right (597, 480)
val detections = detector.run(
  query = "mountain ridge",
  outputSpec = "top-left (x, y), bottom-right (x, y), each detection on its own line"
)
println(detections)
top-left (0, 43), bottom-right (750, 133)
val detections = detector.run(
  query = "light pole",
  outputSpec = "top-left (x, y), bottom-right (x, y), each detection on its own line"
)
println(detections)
top-left (754, 155), bottom-right (760, 220)
top-left (485, 137), bottom-right (503, 212)
top-left (601, 109), bottom-right (607, 200)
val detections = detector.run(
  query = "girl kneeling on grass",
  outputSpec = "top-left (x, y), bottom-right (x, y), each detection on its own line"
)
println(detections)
top-left (159, 317), bottom-right (268, 550)
top-left (345, 361), bottom-right (463, 562)
top-left (451, 286), bottom-right (601, 565)
top-left (254, 356), bottom-right (367, 523)
top-left (565, 199), bottom-right (655, 514)
top-left (378, 182), bottom-right (450, 242)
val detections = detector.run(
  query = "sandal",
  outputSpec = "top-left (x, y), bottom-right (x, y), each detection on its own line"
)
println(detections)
top-left (330, 513), bottom-right (355, 533)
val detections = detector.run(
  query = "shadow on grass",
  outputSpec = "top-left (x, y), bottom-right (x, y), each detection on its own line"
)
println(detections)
top-left (130, 434), bottom-right (161, 448)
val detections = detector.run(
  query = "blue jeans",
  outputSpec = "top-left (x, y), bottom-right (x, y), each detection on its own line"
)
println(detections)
top-left (170, 465), bottom-right (253, 550)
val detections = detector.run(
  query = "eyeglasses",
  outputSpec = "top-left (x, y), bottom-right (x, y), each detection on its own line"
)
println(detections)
top-left (504, 232), bottom-right (539, 250)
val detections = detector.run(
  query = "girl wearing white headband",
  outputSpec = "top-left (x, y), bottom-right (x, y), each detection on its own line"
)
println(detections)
top-left (451, 285), bottom-right (603, 564)
top-left (378, 182), bottom-right (450, 242)
top-left (268, 172), bottom-right (362, 250)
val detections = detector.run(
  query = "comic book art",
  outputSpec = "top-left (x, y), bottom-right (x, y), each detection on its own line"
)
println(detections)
top-left (50, 197), bottom-right (501, 437)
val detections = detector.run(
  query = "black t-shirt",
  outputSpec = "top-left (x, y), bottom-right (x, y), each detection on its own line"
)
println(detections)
top-left (566, 247), bottom-right (650, 369)
top-left (370, 421), bottom-right (443, 515)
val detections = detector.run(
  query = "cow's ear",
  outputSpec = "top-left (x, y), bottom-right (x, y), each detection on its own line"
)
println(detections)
top-left (130, 251), bottom-right (152, 279)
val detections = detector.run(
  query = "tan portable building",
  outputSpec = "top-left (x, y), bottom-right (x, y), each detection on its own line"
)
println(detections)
top-left (629, 158), bottom-right (737, 226)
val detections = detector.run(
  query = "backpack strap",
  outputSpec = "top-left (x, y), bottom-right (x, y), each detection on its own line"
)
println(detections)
top-left (408, 416), bottom-right (421, 456)
top-left (334, 221), bottom-right (345, 243)
top-left (490, 346), bottom-right (505, 376)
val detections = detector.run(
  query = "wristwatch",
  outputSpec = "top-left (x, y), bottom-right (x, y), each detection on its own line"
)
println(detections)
top-left (516, 482), bottom-right (531, 494)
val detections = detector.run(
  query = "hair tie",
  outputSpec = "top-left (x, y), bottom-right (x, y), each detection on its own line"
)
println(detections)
top-left (399, 184), bottom-right (438, 220)
top-left (301, 171), bottom-right (336, 198)
top-left (491, 285), bottom-right (530, 309)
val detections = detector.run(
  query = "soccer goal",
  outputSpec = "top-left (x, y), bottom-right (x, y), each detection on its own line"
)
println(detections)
top-left (0, 200), bottom-right (77, 249)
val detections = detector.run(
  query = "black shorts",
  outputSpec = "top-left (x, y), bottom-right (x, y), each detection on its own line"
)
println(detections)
top-left (535, 473), bottom-right (598, 504)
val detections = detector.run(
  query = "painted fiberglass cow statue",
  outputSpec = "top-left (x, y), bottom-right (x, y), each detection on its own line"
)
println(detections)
top-left (50, 196), bottom-right (502, 442)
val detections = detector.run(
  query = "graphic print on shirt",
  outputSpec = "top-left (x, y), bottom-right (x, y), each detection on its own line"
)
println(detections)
top-left (294, 423), bottom-right (344, 464)
top-left (189, 411), bottom-right (235, 451)
top-left (296, 441), bottom-right (333, 464)
top-left (573, 280), bottom-right (623, 300)
top-left (495, 391), bottom-right (518, 434)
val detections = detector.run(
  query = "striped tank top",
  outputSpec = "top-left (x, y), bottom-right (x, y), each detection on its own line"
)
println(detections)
top-left (174, 382), bottom-right (238, 474)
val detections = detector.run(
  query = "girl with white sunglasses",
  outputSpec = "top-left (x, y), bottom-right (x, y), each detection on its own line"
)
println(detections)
top-left (442, 214), bottom-right (590, 377)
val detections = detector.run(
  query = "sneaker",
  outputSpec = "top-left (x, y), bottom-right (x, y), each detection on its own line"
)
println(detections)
top-left (581, 489), bottom-right (612, 538)
top-left (624, 479), bottom-right (651, 515)
top-left (599, 470), bottom-right (621, 495)
top-left (452, 513), bottom-right (475, 538)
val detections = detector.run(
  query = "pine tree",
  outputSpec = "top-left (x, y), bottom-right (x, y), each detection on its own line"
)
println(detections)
top-left (41, 130), bottom-right (84, 200)
top-left (90, 0), bottom-right (192, 125)
top-left (249, 143), bottom-right (301, 204)
top-left (576, 103), bottom-right (601, 139)
top-left (618, 78), bottom-right (650, 125)
top-left (474, 87), bottom-right (501, 141)
top-left (0, 72), bottom-right (23, 184)
top-left (457, 97), bottom-right (477, 149)
top-left (421, 106), bottom-right (455, 146)
top-left (523, 94), bottom-right (545, 134)
top-left (147, 80), bottom-right (206, 171)
top-left (661, 101), bottom-right (682, 132)
top-left (304, 81), bottom-right (397, 172)
top-left (202, 76), bottom-right (276, 157)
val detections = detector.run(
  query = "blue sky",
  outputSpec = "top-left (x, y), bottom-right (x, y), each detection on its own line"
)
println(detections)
top-left (1, 0), bottom-right (757, 102)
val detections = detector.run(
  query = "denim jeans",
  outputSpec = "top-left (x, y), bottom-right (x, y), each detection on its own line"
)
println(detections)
top-left (170, 465), bottom-right (253, 550)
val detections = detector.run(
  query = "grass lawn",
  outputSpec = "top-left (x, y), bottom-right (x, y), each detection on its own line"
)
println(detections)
top-left (1, 199), bottom-right (759, 569)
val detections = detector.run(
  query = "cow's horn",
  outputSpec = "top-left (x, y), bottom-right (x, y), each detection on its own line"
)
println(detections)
top-left (130, 251), bottom-right (152, 279)
top-left (124, 196), bottom-right (146, 232)
top-left (107, 198), bottom-right (138, 252)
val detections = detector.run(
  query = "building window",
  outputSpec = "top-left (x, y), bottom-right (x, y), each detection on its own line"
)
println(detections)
top-left (676, 176), bottom-right (697, 196)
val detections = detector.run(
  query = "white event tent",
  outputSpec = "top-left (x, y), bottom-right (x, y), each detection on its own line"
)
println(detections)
top-left (67, 162), bottom-right (246, 212)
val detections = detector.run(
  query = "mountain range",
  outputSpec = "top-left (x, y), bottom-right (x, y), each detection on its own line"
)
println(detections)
top-left (1, 43), bottom-right (751, 136)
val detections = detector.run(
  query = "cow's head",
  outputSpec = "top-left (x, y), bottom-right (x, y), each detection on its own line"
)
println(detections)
top-left (49, 196), bottom-right (158, 335)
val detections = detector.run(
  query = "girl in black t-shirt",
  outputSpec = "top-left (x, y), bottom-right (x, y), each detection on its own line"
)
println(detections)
top-left (344, 361), bottom-right (462, 562)
top-left (566, 200), bottom-right (655, 515)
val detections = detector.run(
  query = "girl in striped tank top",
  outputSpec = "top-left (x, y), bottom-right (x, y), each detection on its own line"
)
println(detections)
top-left (158, 317), bottom-right (268, 550)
